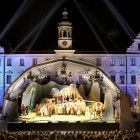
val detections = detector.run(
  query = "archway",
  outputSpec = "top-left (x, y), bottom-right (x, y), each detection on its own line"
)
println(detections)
top-left (2, 57), bottom-right (134, 129)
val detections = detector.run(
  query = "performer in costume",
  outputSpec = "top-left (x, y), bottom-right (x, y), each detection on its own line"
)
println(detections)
top-left (40, 104), bottom-right (45, 116)
top-left (21, 104), bottom-right (26, 116)
top-left (35, 104), bottom-right (39, 115)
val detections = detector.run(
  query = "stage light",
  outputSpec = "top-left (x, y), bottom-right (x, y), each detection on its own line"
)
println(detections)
top-left (81, 68), bottom-right (103, 82)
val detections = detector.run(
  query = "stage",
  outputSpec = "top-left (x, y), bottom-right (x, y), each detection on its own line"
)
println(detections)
top-left (7, 112), bottom-right (120, 131)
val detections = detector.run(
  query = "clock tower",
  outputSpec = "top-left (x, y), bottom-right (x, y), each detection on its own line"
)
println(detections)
top-left (58, 8), bottom-right (72, 49)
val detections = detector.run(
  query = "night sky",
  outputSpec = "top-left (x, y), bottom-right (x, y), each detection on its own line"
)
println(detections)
top-left (0, 0), bottom-right (140, 54)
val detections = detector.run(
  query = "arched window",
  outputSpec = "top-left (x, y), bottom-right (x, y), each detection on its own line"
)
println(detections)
top-left (63, 31), bottom-right (67, 37)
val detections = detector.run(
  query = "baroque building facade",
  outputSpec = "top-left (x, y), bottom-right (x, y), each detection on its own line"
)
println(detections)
top-left (0, 9), bottom-right (140, 111)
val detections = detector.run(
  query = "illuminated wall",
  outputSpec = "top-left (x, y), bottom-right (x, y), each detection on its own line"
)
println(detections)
top-left (0, 47), bottom-right (140, 107)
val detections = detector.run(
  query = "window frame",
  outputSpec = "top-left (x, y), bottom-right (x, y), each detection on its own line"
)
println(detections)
top-left (96, 58), bottom-right (102, 66)
top-left (131, 75), bottom-right (136, 84)
top-left (20, 58), bottom-right (24, 66)
top-left (6, 75), bottom-right (12, 84)
top-left (7, 58), bottom-right (12, 66)
top-left (120, 75), bottom-right (125, 84)
top-left (32, 58), bottom-right (37, 65)
top-left (110, 58), bottom-right (115, 66)
top-left (110, 75), bottom-right (116, 82)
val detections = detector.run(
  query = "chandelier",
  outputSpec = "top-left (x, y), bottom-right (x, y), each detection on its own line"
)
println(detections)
top-left (82, 69), bottom-right (103, 82)
top-left (55, 61), bottom-right (72, 77)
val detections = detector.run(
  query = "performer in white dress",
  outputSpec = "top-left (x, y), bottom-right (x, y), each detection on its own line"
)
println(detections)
top-left (44, 105), bottom-right (49, 116)
top-left (40, 104), bottom-right (45, 116)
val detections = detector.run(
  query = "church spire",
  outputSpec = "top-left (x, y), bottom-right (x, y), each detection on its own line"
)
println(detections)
top-left (57, 8), bottom-right (72, 49)
top-left (62, 8), bottom-right (68, 20)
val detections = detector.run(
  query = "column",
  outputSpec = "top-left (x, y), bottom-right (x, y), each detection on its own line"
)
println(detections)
top-left (104, 89), bottom-right (114, 120)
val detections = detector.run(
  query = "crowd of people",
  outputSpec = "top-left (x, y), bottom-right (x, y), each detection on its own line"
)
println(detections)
top-left (0, 129), bottom-right (139, 140)
top-left (34, 91), bottom-right (104, 119)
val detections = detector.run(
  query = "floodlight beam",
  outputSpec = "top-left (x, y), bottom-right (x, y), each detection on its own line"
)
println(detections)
top-left (73, 0), bottom-right (108, 53)
top-left (0, 0), bottom-right (33, 40)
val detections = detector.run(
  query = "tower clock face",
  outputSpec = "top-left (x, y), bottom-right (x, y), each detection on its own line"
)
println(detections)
top-left (62, 41), bottom-right (68, 46)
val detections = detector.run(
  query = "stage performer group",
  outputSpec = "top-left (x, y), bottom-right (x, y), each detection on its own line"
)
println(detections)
top-left (34, 91), bottom-right (104, 119)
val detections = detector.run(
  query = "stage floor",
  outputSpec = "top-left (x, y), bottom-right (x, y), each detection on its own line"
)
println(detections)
top-left (7, 112), bottom-right (120, 131)
top-left (6, 113), bottom-right (140, 131)
top-left (12, 112), bottom-right (116, 123)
